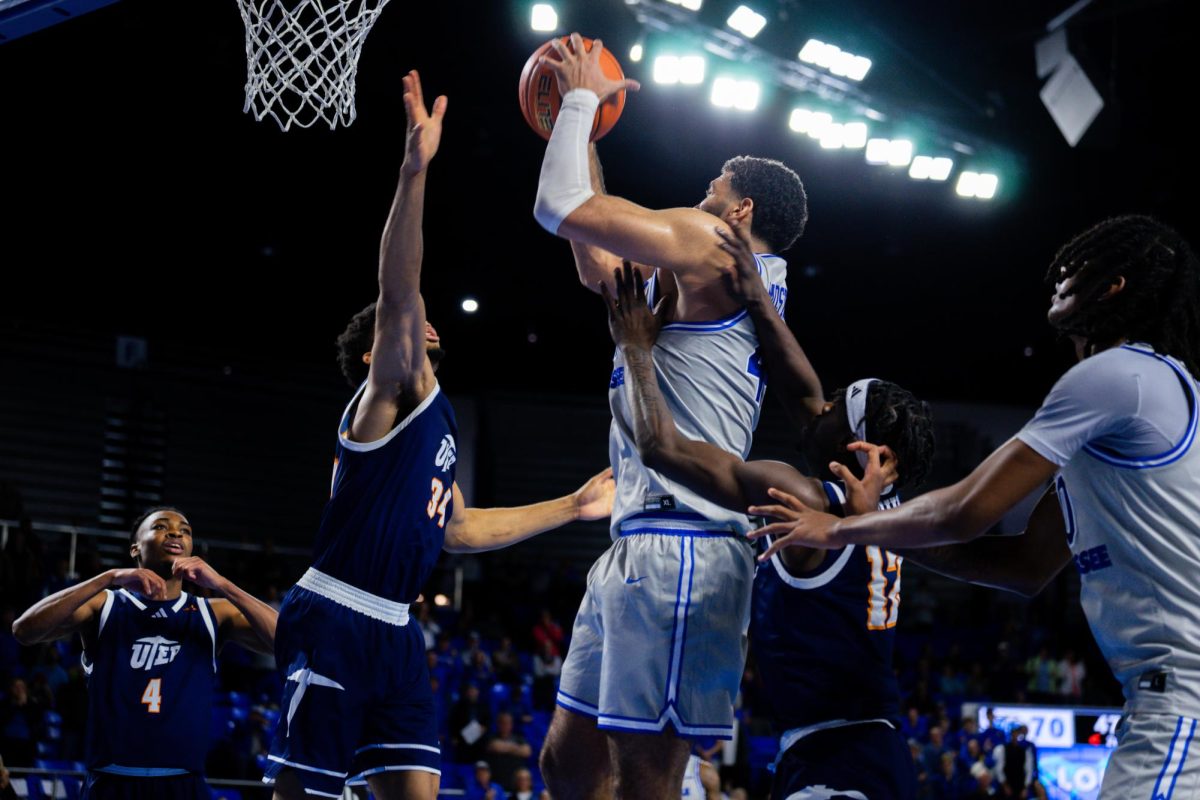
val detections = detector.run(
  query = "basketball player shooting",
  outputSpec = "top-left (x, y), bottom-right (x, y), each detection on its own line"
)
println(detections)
top-left (531, 32), bottom-right (809, 800)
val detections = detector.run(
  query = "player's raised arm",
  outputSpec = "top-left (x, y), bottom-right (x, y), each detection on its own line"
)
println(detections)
top-left (531, 34), bottom-right (731, 280)
top-left (718, 220), bottom-right (824, 425)
top-left (604, 261), bottom-right (829, 513)
top-left (12, 568), bottom-right (166, 645)
top-left (351, 70), bottom-right (447, 443)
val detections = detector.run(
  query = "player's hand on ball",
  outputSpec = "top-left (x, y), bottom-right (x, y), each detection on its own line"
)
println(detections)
top-left (171, 557), bottom-right (224, 591)
top-left (540, 33), bottom-right (640, 102)
top-left (603, 261), bottom-right (668, 351)
top-left (110, 568), bottom-right (168, 600)
top-left (574, 467), bottom-right (616, 521)
top-left (401, 69), bottom-right (447, 175)
top-left (747, 488), bottom-right (845, 559)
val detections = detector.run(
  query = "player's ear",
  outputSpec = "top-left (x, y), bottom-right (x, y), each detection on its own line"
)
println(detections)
top-left (129, 542), bottom-right (140, 560)
top-left (362, 352), bottom-right (372, 365)
top-left (730, 196), bottom-right (754, 225)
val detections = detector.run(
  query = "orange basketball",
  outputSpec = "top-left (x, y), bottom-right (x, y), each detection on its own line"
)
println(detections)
top-left (518, 37), bottom-right (626, 142)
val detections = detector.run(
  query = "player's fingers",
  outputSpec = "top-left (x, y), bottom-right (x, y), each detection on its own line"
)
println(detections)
top-left (409, 70), bottom-right (424, 110)
top-left (570, 32), bottom-right (584, 57)
top-left (757, 537), bottom-right (788, 562)
top-left (747, 504), bottom-right (799, 521)
top-left (766, 486), bottom-right (807, 510)
top-left (431, 95), bottom-right (448, 121)
top-left (745, 522), bottom-right (789, 541)
top-left (548, 38), bottom-right (570, 60)
top-left (829, 461), bottom-right (857, 487)
top-left (620, 78), bottom-right (641, 93)
top-left (592, 39), bottom-right (604, 61)
top-left (600, 281), bottom-right (617, 316)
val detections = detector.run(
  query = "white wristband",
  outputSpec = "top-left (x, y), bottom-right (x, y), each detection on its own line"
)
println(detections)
top-left (533, 89), bottom-right (600, 234)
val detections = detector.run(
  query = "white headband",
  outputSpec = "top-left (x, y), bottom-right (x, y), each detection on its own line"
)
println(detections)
top-left (845, 378), bottom-right (879, 469)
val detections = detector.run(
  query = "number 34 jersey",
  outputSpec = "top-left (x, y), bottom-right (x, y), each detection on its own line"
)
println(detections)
top-left (82, 588), bottom-right (219, 774)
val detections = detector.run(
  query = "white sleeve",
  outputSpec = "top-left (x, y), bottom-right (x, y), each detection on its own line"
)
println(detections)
top-left (1015, 352), bottom-right (1142, 467)
top-left (532, 89), bottom-right (599, 234)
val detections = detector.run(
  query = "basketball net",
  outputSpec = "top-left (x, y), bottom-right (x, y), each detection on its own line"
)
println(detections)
top-left (236, 0), bottom-right (393, 131)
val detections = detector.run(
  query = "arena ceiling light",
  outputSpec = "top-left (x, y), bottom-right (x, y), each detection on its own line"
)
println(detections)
top-left (678, 55), bottom-right (706, 84)
top-left (726, 5), bottom-right (767, 38)
top-left (530, 4), bottom-right (558, 32)
top-left (842, 121), bottom-right (868, 149)
top-left (711, 77), bottom-right (760, 110)
top-left (798, 38), bottom-right (872, 82)
top-left (665, 0), bottom-right (703, 10)
top-left (654, 55), bottom-right (682, 84)
top-left (956, 171), bottom-right (999, 200)
top-left (908, 156), bottom-right (954, 181)
top-left (819, 123), bottom-right (846, 149)
top-left (865, 138), bottom-right (891, 164)
top-left (461, 298), bottom-right (480, 313)
top-left (629, 43), bottom-right (644, 63)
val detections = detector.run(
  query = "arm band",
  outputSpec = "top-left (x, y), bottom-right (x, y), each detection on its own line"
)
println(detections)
top-left (533, 89), bottom-right (600, 234)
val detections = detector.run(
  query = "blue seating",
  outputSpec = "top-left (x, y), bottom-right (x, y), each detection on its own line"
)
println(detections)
top-left (209, 788), bottom-right (242, 800)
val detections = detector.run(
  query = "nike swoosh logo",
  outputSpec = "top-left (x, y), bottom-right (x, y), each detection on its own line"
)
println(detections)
top-left (625, 577), bottom-right (647, 585)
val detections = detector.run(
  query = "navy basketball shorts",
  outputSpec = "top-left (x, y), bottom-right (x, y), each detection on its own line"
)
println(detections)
top-left (263, 576), bottom-right (440, 798)
top-left (772, 722), bottom-right (916, 800)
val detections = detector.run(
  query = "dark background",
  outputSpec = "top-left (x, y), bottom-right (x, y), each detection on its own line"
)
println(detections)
top-left (2, 0), bottom-right (1195, 405)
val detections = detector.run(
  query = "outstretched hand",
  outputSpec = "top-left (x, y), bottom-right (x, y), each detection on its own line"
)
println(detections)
top-left (746, 488), bottom-right (846, 561)
top-left (715, 221), bottom-right (766, 305)
top-left (602, 261), bottom-right (669, 351)
top-left (401, 70), bottom-right (447, 175)
top-left (574, 467), bottom-right (616, 521)
top-left (539, 33), bottom-right (641, 102)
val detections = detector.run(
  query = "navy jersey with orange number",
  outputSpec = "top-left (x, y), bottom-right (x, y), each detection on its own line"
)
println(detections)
top-left (311, 382), bottom-right (458, 604)
top-left (82, 589), bottom-right (217, 775)
top-left (750, 483), bottom-right (903, 732)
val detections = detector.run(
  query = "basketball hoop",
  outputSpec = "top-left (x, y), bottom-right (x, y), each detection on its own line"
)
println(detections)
top-left (236, 0), bottom-right (393, 131)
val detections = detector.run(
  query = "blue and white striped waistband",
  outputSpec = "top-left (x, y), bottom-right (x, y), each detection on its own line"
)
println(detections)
top-left (296, 568), bottom-right (410, 626)
top-left (617, 512), bottom-right (745, 538)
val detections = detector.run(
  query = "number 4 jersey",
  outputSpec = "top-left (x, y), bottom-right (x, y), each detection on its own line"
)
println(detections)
top-left (82, 588), bottom-right (218, 775)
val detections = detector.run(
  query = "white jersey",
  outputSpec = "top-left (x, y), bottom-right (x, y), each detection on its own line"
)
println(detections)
top-left (607, 254), bottom-right (788, 537)
top-left (1017, 343), bottom-right (1200, 716)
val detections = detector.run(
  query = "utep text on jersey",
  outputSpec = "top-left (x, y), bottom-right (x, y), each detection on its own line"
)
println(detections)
top-left (83, 588), bottom-right (218, 775)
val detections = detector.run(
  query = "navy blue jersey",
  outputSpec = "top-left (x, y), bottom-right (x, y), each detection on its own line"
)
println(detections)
top-left (750, 482), bottom-right (903, 733)
top-left (82, 589), bottom-right (217, 775)
top-left (310, 382), bottom-right (458, 604)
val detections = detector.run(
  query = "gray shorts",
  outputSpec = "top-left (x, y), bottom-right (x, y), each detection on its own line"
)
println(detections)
top-left (1100, 712), bottom-right (1199, 799)
top-left (556, 525), bottom-right (754, 740)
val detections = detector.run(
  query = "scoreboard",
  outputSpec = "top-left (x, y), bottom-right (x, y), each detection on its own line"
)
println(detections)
top-left (966, 703), bottom-right (1121, 800)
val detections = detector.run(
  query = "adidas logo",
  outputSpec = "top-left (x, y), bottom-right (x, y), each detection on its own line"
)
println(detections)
top-left (151, 608), bottom-right (168, 619)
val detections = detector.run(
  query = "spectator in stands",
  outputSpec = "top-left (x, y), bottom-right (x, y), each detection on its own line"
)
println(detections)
top-left (923, 725), bottom-right (948, 776)
top-left (979, 709), bottom-right (1006, 756)
top-left (416, 602), bottom-right (441, 651)
top-left (510, 767), bottom-right (548, 800)
top-left (902, 705), bottom-right (931, 743)
top-left (930, 751), bottom-right (970, 800)
top-left (462, 631), bottom-right (492, 670)
top-left (465, 760), bottom-right (506, 800)
top-left (530, 609), bottom-right (563, 658)
top-left (492, 636), bottom-right (521, 686)
top-left (484, 710), bottom-right (532, 790)
top-left (910, 738), bottom-right (930, 798)
top-left (531, 639), bottom-right (561, 710)
top-left (1024, 647), bottom-right (1057, 701)
top-left (450, 682), bottom-right (492, 763)
top-left (1057, 649), bottom-right (1086, 700)
top-left (949, 715), bottom-right (981, 757)
top-left (466, 646), bottom-right (495, 687)
top-left (993, 725), bottom-right (1037, 799)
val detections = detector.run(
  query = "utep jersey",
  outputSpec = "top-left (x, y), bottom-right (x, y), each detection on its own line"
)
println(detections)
top-left (312, 381), bottom-right (458, 604)
top-left (82, 589), bottom-right (217, 774)
top-left (750, 483), bottom-right (903, 732)
top-left (1055, 348), bottom-right (1200, 715)
top-left (608, 254), bottom-right (788, 536)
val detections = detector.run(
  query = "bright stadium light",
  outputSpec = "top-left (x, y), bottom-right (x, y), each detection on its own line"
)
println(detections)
top-left (711, 77), bottom-right (760, 110)
top-left (726, 5), bottom-right (767, 38)
top-left (799, 38), bottom-right (872, 82)
top-left (887, 139), bottom-right (914, 167)
top-left (789, 108), bottom-right (813, 133)
top-left (461, 298), bottom-right (479, 313)
top-left (927, 157), bottom-right (954, 181)
top-left (956, 171), bottom-right (999, 199)
top-left (819, 123), bottom-right (845, 149)
top-left (843, 121), bottom-right (868, 148)
top-left (666, 0), bottom-right (702, 9)
top-left (629, 43), bottom-right (643, 63)
top-left (805, 111), bottom-right (833, 139)
top-left (909, 156), bottom-right (934, 180)
top-left (530, 4), bottom-right (557, 32)
top-left (865, 138), bottom-right (891, 164)
top-left (654, 55), bottom-right (681, 84)
top-left (678, 55), bottom-right (706, 84)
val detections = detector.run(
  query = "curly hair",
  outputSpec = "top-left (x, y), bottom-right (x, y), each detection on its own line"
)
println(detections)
top-left (130, 506), bottom-right (187, 545)
top-left (1046, 215), bottom-right (1200, 376)
top-left (722, 156), bottom-right (808, 252)
top-left (828, 380), bottom-right (936, 491)
top-left (336, 303), bottom-right (378, 388)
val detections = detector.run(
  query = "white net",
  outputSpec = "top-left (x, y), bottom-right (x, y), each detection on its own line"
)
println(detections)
top-left (236, 0), bottom-right (393, 131)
